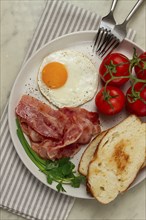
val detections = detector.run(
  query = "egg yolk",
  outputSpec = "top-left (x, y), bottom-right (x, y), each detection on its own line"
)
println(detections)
top-left (42, 62), bottom-right (68, 89)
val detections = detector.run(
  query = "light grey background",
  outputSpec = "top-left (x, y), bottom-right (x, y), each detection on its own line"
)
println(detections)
top-left (1, 0), bottom-right (146, 219)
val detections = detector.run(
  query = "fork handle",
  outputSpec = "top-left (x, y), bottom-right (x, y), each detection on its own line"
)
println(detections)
top-left (124, 0), bottom-right (144, 24)
top-left (110, 0), bottom-right (118, 12)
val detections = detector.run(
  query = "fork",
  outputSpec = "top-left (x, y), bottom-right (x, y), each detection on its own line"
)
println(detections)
top-left (96, 0), bottom-right (145, 58)
top-left (93, 0), bottom-right (118, 52)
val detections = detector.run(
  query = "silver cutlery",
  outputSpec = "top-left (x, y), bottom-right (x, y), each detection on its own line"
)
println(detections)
top-left (94, 0), bottom-right (145, 58)
top-left (93, 0), bottom-right (118, 53)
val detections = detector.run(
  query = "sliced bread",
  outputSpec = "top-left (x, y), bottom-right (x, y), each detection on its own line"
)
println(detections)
top-left (87, 115), bottom-right (145, 204)
top-left (142, 122), bottom-right (146, 168)
top-left (78, 131), bottom-right (107, 176)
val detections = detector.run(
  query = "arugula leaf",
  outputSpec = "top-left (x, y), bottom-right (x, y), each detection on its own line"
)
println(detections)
top-left (46, 160), bottom-right (59, 170)
top-left (58, 157), bottom-right (70, 166)
top-left (71, 175), bottom-right (86, 188)
top-left (47, 174), bottom-right (53, 184)
top-left (56, 182), bottom-right (66, 192)
top-left (49, 168), bottom-right (64, 180)
top-left (61, 162), bottom-right (75, 176)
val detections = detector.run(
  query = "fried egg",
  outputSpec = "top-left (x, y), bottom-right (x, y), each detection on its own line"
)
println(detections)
top-left (38, 50), bottom-right (98, 108)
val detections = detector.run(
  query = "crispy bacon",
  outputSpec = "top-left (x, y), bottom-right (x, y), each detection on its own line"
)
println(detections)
top-left (16, 102), bottom-right (64, 140)
top-left (60, 107), bottom-right (100, 144)
top-left (16, 95), bottom-right (101, 160)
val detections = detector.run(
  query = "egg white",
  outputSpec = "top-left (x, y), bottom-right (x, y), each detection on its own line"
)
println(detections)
top-left (38, 50), bottom-right (98, 108)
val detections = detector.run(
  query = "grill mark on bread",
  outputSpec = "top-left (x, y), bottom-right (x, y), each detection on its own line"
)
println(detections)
top-left (112, 140), bottom-right (130, 171)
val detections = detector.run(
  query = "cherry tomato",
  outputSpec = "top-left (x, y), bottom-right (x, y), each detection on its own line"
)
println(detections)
top-left (126, 82), bottom-right (146, 117)
top-left (95, 86), bottom-right (125, 115)
top-left (134, 52), bottom-right (146, 80)
top-left (99, 53), bottom-right (130, 86)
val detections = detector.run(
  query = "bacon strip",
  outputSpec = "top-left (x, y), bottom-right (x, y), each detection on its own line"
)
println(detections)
top-left (16, 95), bottom-right (101, 160)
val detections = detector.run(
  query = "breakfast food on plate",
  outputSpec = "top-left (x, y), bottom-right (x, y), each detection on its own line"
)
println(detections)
top-left (79, 126), bottom-right (146, 177)
top-left (99, 53), bottom-right (131, 86)
top-left (78, 131), bottom-right (107, 176)
top-left (142, 160), bottom-right (146, 168)
top-left (126, 82), bottom-right (146, 117)
top-left (97, 50), bottom-right (146, 117)
top-left (95, 86), bottom-right (125, 115)
top-left (134, 51), bottom-right (146, 80)
top-left (15, 95), bottom-right (101, 160)
top-left (37, 50), bottom-right (98, 108)
top-left (86, 115), bottom-right (145, 204)
top-left (14, 47), bottom-right (146, 194)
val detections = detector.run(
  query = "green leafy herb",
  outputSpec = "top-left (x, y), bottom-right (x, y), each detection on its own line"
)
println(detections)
top-left (16, 118), bottom-right (85, 192)
top-left (71, 175), bottom-right (86, 188)
top-left (47, 174), bottom-right (53, 185)
top-left (56, 182), bottom-right (66, 192)
top-left (46, 160), bottom-right (59, 170)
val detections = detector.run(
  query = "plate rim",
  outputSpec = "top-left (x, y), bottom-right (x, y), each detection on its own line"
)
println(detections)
top-left (8, 30), bottom-right (145, 199)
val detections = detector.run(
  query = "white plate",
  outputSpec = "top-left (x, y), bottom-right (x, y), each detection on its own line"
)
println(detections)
top-left (8, 31), bottom-right (146, 199)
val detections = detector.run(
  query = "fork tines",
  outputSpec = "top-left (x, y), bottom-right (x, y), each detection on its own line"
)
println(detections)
top-left (98, 34), bottom-right (120, 57)
top-left (93, 28), bottom-right (120, 58)
top-left (93, 27), bottom-right (110, 52)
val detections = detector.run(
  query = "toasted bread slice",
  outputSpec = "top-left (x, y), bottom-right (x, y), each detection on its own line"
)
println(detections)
top-left (87, 115), bottom-right (145, 204)
top-left (79, 122), bottom-right (145, 175)
top-left (78, 131), bottom-right (107, 176)
top-left (142, 160), bottom-right (146, 168)
top-left (141, 123), bottom-right (146, 168)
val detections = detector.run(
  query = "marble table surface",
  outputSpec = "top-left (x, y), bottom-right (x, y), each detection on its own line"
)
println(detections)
top-left (1, 0), bottom-right (146, 219)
